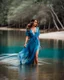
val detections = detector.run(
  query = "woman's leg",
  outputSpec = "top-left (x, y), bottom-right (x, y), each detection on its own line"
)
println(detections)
top-left (34, 49), bottom-right (39, 64)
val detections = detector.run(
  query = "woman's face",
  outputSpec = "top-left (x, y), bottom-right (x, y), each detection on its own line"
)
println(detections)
top-left (33, 20), bottom-right (38, 27)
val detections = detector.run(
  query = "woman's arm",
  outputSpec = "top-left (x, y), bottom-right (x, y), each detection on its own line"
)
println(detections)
top-left (24, 26), bottom-right (30, 47)
top-left (24, 36), bottom-right (29, 47)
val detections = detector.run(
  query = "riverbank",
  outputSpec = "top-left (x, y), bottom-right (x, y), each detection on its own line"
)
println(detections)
top-left (39, 31), bottom-right (64, 41)
top-left (0, 27), bottom-right (26, 31)
top-left (0, 27), bottom-right (64, 41)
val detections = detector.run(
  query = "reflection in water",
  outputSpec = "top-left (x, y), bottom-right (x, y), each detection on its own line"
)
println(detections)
top-left (19, 65), bottom-right (38, 80)
top-left (40, 39), bottom-right (64, 49)
top-left (0, 61), bottom-right (64, 80)
top-left (0, 30), bottom-right (64, 80)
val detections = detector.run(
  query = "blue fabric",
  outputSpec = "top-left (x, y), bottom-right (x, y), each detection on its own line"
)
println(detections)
top-left (18, 27), bottom-right (40, 64)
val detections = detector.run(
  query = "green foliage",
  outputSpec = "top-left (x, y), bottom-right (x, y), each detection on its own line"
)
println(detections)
top-left (0, 0), bottom-right (64, 28)
top-left (0, 0), bottom-right (13, 26)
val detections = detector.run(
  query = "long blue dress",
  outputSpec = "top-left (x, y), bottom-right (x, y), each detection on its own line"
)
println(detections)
top-left (18, 27), bottom-right (40, 65)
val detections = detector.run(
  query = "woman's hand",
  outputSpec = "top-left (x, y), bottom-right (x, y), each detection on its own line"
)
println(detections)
top-left (24, 36), bottom-right (29, 47)
top-left (24, 43), bottom-right (27, 47)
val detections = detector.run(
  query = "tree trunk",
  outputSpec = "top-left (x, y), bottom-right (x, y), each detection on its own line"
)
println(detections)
top-left (50, 6), bottom-right (64, 29)
top-left (48, 21), bottom-right (50, 30)
top-left (50, 10), bottom-right (59, 30)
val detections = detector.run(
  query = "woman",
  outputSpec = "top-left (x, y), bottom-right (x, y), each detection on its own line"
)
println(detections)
top-left (18, 19), bottom-right (40, 65)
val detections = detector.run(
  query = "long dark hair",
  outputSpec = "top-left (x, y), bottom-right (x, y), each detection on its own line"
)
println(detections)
top-left (26, 19), bottom-right (39, 30)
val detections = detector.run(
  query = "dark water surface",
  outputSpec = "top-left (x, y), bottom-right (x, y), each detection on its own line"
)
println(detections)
top-left (0, 30), bottom-right (64, 80)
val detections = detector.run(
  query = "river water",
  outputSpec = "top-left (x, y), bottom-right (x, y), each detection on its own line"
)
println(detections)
top-left (0, 30), bottom-right (64, 80)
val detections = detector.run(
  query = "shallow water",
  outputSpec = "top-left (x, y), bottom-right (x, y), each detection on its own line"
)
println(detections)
top-left (0, 57), bottom-right (64, 80)
top-left (0, 30), bottom-right (64, 80)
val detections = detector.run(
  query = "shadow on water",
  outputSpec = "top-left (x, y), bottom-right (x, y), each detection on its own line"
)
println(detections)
top-left (0, 30), bottom-right (64, 80)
